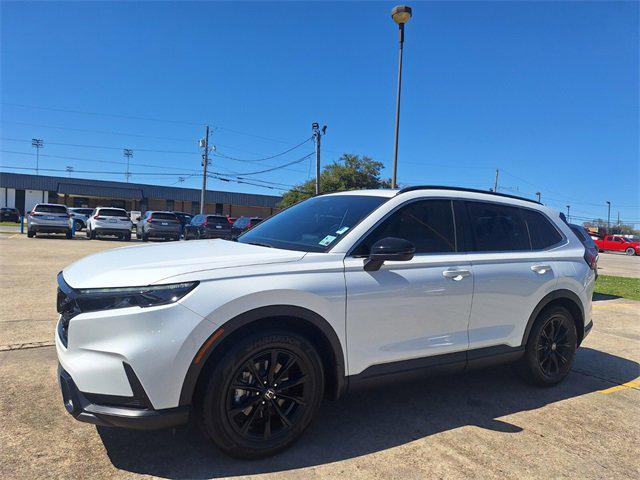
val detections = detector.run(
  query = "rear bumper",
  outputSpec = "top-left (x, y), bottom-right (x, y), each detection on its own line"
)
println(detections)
top-left (145, 227), bottom-right (180, 237)
top-left (58, 364), bottom-right (189, 430)
top-left (32, 225), bottom-right (69, 233)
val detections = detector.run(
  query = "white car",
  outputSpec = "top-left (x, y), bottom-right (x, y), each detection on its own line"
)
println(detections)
top-left (27, 203), bottom-right (72, 238)
top-left (56, 187), bottom-right (595, 458)
top-left (86, 207), bottom-right (132, 241)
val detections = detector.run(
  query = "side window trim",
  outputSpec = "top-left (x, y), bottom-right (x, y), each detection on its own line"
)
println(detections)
top-left (347, 197), bottom-right (460, 258)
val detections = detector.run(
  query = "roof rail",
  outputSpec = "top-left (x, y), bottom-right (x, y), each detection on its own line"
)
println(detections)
top-left (396, 185), bottom-right (541, 205)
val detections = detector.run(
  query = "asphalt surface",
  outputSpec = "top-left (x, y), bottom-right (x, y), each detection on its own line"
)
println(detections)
top-left (597, 251), bottom-right (640, 278)
top-left (0, 233), bottom-right (638, 479)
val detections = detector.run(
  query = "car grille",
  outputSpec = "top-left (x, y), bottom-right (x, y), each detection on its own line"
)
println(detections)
top-left (56, 279), bottom-right (80, 348)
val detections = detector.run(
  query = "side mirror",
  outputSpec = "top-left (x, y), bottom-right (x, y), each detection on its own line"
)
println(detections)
top-left (363, 237), bottom-right (415, 272)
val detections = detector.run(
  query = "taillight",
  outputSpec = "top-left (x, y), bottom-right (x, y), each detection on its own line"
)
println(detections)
top-left (584, 250), bottom-right (598, 271)
top-left (148, 215), bottom-right (154, 222)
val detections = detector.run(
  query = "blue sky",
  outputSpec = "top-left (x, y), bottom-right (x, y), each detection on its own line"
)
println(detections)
top-left (1, 1), bottom-right (638, 224)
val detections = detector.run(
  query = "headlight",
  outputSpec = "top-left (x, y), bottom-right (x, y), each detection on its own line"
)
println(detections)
top-left (75, 281), bottom-right (199, 313)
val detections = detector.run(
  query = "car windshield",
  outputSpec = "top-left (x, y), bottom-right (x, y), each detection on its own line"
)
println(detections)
top-left (99, 209), bottom-right (127, 217)
top-left (238, 194), bottom-right (388, 252)
top-left (34, 205), bottom-right (67, 214)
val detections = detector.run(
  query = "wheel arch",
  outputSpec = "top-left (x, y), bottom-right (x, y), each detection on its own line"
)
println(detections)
top-left (521, 289), bottom-right (586, 347)
top-left (178, 305), bottom-right (347, 407)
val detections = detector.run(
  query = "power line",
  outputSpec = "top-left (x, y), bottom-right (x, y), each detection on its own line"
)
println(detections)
top-left (230, 152), bottom-right (315, 176)
top-left (212, 136), bottom-right (312, 163)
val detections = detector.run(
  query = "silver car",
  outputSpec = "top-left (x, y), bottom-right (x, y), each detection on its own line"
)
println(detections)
top-left (27, 203), bottom-right (72, 239)
top-left (68, 208), bottom-right (94, 231)
top-left (136, 211), bottom-right (181, 241)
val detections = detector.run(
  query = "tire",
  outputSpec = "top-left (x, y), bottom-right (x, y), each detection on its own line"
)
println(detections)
top-left (66, 229), bottom-right (72, 239)
top-left (142, 231), bottom-right (149, 242)
top-left (625, 247), bottom-right (635, 256)
top-left (27, 229), bottom-right (35, 238)
top-left (89, 229), bottom-right (96, 240)
top-left (124, 232), bottom-right (131, 241)
top-left (515, 306), bottom-right (577, 386)
top-left (198, 330), bottom-right (324, 459)
top-left (174, 234), bottom-right (181, 241)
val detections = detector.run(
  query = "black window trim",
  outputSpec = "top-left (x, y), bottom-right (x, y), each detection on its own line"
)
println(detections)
top-left (346, 196), bottom-right (567, 258)
top-left (346, 197), bottom-right (462, 258)
top-left (459, 199), bottom-right (567, 254)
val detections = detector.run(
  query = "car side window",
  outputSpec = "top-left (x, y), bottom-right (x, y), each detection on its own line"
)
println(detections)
top-left (466, 201), bottom-right (530, 251)
top-left (521, 209), bottom-right (563, 250)
top-left (353, 199), bottom-right (456, 256)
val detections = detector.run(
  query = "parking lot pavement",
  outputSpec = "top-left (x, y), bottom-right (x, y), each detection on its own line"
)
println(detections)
top-left (1, 235), bottom-right (639, 479)
top-left (597, 252), bottom-right (640, 279)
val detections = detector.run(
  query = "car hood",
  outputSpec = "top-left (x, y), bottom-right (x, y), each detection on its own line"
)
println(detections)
top-left (63, 239), bottom-right (306, 289)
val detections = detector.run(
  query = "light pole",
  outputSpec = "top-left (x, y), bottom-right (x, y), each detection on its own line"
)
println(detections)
top-left (606, 201), bottom-right (611, 232)
top-left (123, 149), bottom-right (133, 183)
top-left (390, 5), bottom-right (412, 189)
top-left (31, 138), bottom-right (43, 175)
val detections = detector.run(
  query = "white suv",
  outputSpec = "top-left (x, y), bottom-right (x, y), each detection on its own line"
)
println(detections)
top-left (56, 187), bottom-right (596, 458)
top-left (86, 207), bottom-right (132, 241)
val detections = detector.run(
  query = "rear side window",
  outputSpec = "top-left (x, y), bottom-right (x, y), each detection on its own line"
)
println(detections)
top-left (466, 202), bottom-right (530, 251)
top-left (98, 208), bottom-right (127, 217)
top-left (34, 205), bottom-right (67, 214)
top-left (522, 210), bottom-right (563, 250)
top-left (354, 200), bottom-right (456, 255)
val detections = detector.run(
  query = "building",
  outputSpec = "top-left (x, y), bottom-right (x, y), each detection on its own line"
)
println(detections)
top-left (0, 172), bottom-right (282, 217)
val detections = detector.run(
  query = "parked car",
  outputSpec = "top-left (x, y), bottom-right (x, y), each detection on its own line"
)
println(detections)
top-left (27, 203), bottom-right (72, 238)
top-left (56, 187), bottom-right (595, 459)
top-left (172, 212), bottom-right (193, 237)
top-left (231, 216), bottom-right (264, 238)
top-left (0, 207), bottom-right (20, 222)
top-left (594, 234), bottom-right (640, 256)
top-left (86, 207), bottom-right (132, 241)
top-left (68, 208), bottom-right (94, 231)
top-left (136, 211), bottom-right (181, 241)
top-left (184, 214), bottom-right (233, 240)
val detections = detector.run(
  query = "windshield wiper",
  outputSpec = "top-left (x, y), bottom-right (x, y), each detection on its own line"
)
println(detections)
top-left (247, 241), bottom-right (273, 248)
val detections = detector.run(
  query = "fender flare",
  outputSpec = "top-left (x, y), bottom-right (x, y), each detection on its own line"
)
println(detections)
top-left (520, 289), bottom-right (585, 347)
top-left (178, 305), bottom-right (346, 406)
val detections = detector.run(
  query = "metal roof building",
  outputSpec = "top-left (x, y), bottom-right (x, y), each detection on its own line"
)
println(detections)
top-left (0, 172), bottom-right (282, 217)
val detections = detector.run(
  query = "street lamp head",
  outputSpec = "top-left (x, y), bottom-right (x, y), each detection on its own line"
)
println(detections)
top-left (391, 5), bottom-right (412, 25)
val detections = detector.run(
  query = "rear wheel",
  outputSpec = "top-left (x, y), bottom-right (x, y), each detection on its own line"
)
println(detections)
top-left (142, 231), bottom-right (149, 242)
top-left (27, 229), bottom-right (35, 238)
top-left (124, 232), bottom-right (131, 241)
top-left (198, 330), bottom-right (324, 459)
top-left (65, 229), bottom-right (72, 239)
top-left (515, 306), bottom-right (577, 386)
top-left (625, 247), bottom-right (636, 256)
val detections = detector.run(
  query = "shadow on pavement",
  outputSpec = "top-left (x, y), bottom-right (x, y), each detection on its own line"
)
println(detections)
top-left (592, 292), bottom-right (621, 302)
top-left (98, 347), bottom-right (639, 479)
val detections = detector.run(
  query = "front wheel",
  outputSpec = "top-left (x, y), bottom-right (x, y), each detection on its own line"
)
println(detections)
top-left (515, 306), bottom-right (577, 386)
top-left (198, 330), bottom-right (324, 459)
top-left (625, 247), bottom-right (636, 256)
top-left (27, 229), bottom-right (35, 238)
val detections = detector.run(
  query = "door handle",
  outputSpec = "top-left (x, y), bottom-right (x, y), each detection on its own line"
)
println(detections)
top-left (442, 269), bottom-right (471, 281)
top-left (531, 265), bottom-right (552, 275)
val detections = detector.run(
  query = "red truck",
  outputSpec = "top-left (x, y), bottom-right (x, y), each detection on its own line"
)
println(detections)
top-left (594, 235), bottom-right (640, 256)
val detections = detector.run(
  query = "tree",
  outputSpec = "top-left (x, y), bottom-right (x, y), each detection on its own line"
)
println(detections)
top-left (279, 154), bottom-right (391, 208)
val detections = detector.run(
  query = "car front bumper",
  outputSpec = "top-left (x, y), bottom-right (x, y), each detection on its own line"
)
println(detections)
top-left (58, 364), bottom-right (189, 429)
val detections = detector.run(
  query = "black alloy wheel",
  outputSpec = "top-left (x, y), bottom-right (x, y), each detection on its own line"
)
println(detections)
top-left (199, 331), bottom-right (324, 459)
top-left (225, 349), bottom-right (310, 442)
top-left (516, 305), bottom-right (577, 386)
top-left (536, 316), bottom-right (572, 377)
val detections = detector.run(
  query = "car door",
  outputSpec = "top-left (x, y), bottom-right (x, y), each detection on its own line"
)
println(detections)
top-left (344, 199), bottom-right (473, 376)
top-left (462, 201), bottom-right (563, 352)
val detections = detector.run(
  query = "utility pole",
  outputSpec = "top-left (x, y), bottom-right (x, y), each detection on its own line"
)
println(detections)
top-left (493, 169), bottom-right (499, 192)
top-left (606, 201), bottom-right (611, 233)
top-left (66, 166), bottom-right (73, 178)
top-left (123, 149), bottom-right (133, 183)
top-left (536, 191), bottom-right (541, 203)
top-left (566, 205), bottom-right (570, 222)
top-left (312, 123), bottom-right (327, 195)
top-left (617, 211), bottom-right (620, 226)
top-left (31, 138), bottom-right (44, 175)
top-left (199, 125), bottom-right (210, 214)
